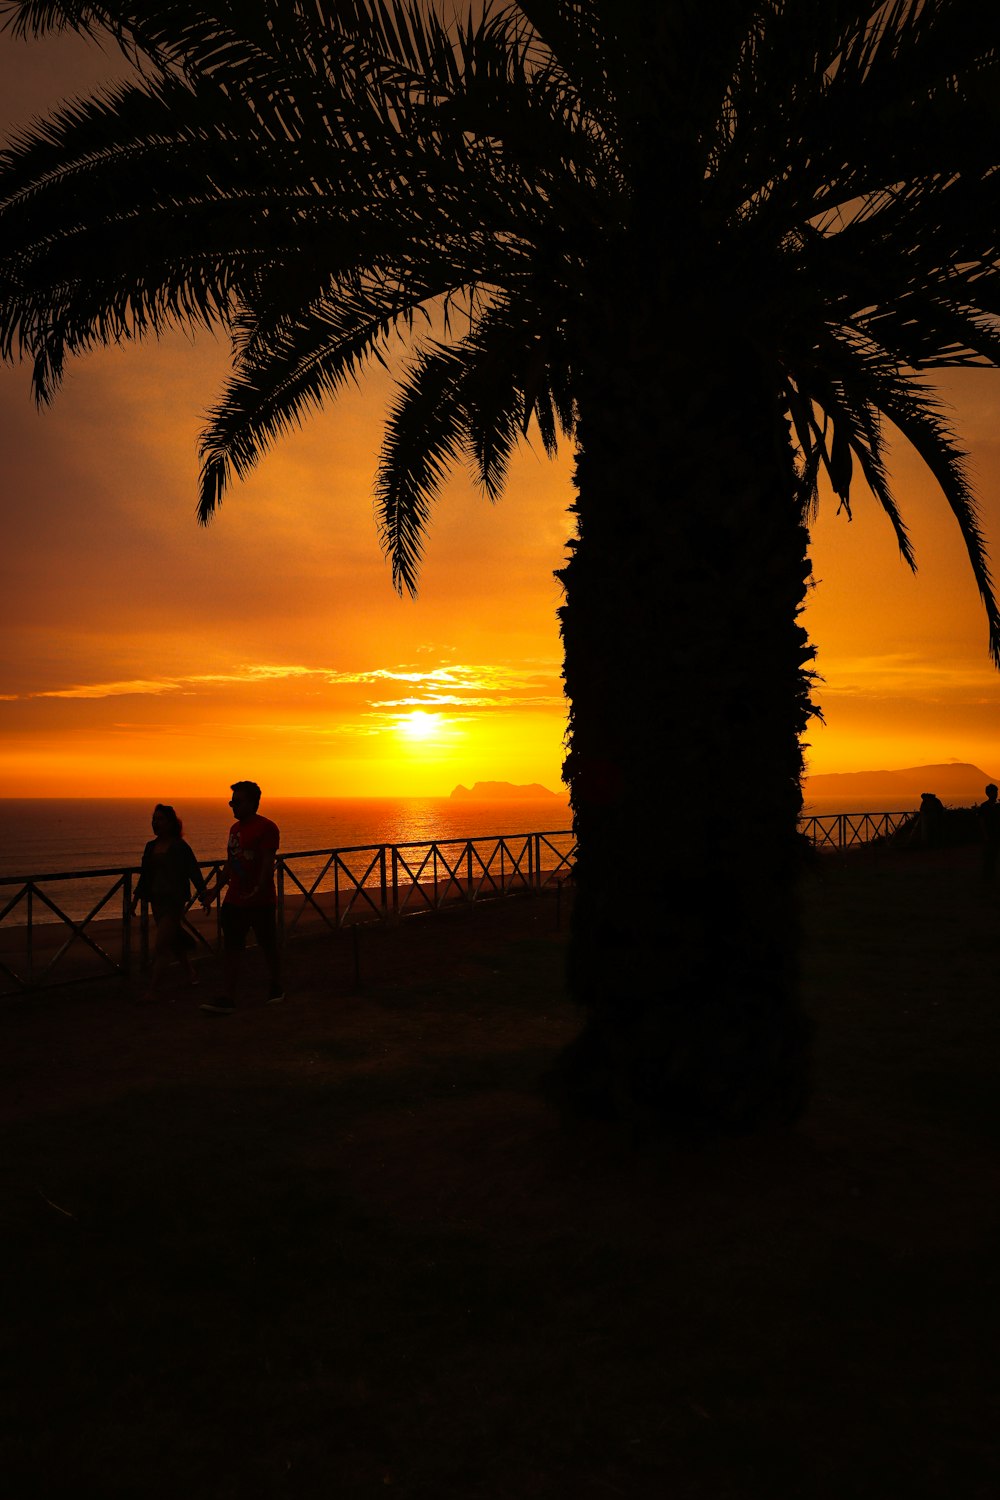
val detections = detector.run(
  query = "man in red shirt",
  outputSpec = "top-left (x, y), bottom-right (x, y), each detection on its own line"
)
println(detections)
top-left (201, 781), bottom-right (283, 1013)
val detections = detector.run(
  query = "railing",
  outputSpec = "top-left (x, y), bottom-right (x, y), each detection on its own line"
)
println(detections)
top-left (798, 810), bottom-right (915, 850)
top-left (0, 830), bottom-right (577, 997)
top-left (0, 810), bottom-right (922, 996)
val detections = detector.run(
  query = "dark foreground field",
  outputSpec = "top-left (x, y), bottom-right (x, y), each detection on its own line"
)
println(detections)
top-left (2, 849), bottom-right (997, 1499)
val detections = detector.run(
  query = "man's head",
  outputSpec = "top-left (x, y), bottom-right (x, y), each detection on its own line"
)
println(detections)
top-left (987, 784), bottom-right (998, 802)
top-left (229, 781), bottom-right (262, 820)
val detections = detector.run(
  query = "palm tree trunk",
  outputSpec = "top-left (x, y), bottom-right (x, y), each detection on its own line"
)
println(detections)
top-left (555, 278), bottom-right (816, 1135)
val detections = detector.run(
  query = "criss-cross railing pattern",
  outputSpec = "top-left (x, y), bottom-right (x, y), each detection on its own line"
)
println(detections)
top-left (284, 831), bottom-right (575, 924)
top-left (280, 845), bottom-right (389, 936)
top-left (0, 829), bottom-right (577, 996)
top-left (0, 867), bottom-right (135, 992)
top-left (393, 839), bottom-right (467, 913)
top-left (4, 812), bottom-right (935, 994)
top-left (391, 833), bottom-right (539, 914)
top-left (0, 859), bottom-right (231, 994)
top-left (475, 835), bottom-right (533, 899)
top-left (800, 811), bottom-right (915, 850)
top-left (534, 831), bottom-right (577, 886)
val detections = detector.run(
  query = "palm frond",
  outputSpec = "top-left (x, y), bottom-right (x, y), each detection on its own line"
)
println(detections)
top-left (373, 289), bottom-right (577, 592)
top-left (873, 379), bottom-right (1000, 664)
top-left (197, 272), bottom-right (454, 524)
top-left (809, 332), bottom-right (1000, 663)
top-left (374, 340), bottom-right (473, 595)
top-left (796, 370), bottom-right (917, 569)
top-left (3, 0), bottom-right (1000, 671)
top-left (2, 2), bottom-right (124, 39)
top-left (460, 302), bottom-right (574, 483)
top-left (721, 0), bottom-right (1000, 239)
top-left (859, 293), bottom-right (1000, 371)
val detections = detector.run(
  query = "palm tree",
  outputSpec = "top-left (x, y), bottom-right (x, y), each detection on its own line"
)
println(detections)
top-left (2, 0), bottom-right (999, 1130)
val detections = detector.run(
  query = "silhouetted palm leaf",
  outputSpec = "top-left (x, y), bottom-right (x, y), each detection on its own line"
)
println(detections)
top-left (3, 0), bottom-right (1000, 1128)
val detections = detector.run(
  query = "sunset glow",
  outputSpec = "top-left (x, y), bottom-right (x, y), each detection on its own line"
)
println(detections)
top-left (2, 29), bottom-right (1000, 797)
top-left (396, 711), bottom-right (445, 742)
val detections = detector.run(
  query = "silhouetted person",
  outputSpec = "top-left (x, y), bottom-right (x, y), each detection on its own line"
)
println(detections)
top-left (918, 791), bottom-right (946, 849)
top-left (200, 781), bottom-right (282, 1013)
top-left (979, 783), bottom-right (1000, 883)
top-left (133, 804), bottom-right (211, 999)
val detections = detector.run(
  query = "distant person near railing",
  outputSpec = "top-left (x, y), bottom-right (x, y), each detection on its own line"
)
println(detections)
top-left (132, 804), bottom-right (211, 1001)
top-left (979, 783), bottom-right (1000, 884)
top-left (200, 781), bottom-right (283, 1015)
top-left (917, 792), bottom-right (946, 849)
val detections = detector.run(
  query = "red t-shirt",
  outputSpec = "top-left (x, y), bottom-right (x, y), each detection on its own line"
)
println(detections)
top-left (223, 814), bottom-right (280, 907)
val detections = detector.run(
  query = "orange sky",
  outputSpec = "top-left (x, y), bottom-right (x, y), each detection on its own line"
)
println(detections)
top-left (2, 24), bottom-right (1000, 797)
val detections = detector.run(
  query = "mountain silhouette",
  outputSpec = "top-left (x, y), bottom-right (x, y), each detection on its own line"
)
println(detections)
top-left (805, 762), bottom-right (997, 804)
top-left (450, 781), bottom-right (562, 800)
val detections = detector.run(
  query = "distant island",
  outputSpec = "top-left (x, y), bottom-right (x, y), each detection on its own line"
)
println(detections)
top-left (450, 781), bottom-right (562, 800)
top-left (805, 762), bottom-right (997, 804)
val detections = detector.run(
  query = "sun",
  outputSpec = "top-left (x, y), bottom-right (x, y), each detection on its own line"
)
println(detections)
top-left (397, 710), bottom-right (439, 742)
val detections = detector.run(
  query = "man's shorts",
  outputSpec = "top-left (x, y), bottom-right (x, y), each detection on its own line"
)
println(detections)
top-left (220, 904), bottom-right (277, 952)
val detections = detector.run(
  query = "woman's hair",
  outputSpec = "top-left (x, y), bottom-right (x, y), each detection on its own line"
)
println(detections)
top-left (153, 803), bottom-right (183, 838)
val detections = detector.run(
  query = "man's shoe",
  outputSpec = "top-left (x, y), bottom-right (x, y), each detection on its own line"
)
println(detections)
top-left (200, 996), bottom-right (235, 1015)
top-left (266, 988), bottom-right (285, 1005)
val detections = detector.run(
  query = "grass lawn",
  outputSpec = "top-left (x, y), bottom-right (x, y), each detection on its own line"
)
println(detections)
top-left (1, 850), bottom-right (997, 1499)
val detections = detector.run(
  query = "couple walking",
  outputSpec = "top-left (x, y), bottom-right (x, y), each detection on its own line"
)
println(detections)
top-left (135, 780), bottom-right (282, 1012)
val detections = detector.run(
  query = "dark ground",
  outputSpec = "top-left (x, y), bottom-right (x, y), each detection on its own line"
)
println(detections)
top-left (1, 848), bottom-right (997, 1499)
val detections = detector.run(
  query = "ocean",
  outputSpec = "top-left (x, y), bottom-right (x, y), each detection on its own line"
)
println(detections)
top-left (0, 792), bottom-right (917, 932)
top-left (1, 792), bottom-right (922, 880)
top-left (0, 797), bottom-right (573, 881)
top-left (0, 796), bottom-right (576, 928)
top-left (800, 794), bottom-right (921, 818)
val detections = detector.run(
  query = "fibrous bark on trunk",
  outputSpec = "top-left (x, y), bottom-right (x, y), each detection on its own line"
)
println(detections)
top-left (554, 264), bottom-right (816, 1134)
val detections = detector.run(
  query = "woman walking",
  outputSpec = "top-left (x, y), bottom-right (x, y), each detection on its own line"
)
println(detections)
top-left (134, 804), bottom-right (211, 998)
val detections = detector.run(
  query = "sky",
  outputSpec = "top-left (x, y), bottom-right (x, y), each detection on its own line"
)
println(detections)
top-left (2, 21), bottom-right (1000, 798)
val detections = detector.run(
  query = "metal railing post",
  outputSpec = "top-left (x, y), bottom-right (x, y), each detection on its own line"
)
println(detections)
top-left (26, 884), bottom-right (34, 989)
top-left (277, 858), bottom-right (285, 946)
top-left (141, 898), bottom-right (150, 966)
top-left (391, 845), bottom-right (399, 918)
top-left (379, 846), bottom-right (387, 921)
top-left (122, 871), bottom-right (132, 977)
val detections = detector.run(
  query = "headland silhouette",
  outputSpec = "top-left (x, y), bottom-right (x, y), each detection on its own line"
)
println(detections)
top-left (450, 781), bottom-right (562, 800)
top-left (804, 761), bottom-right (997, 805)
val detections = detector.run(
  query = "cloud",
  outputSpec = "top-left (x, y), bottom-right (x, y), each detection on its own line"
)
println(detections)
top-left (35, 678), bottom-right (182, 699)
top-left (188, 666), bottom-right (319, 684)
top-left (27, 664), bottom-right (328, 700)
top-left (199, 720), bottom-right (386, 739)
top-left (370, 694), bottom-right (564, 709)
top-left (815, 652), bottom-right (1000, 701)
top-left (321, 664), bottom-right (557, 690)
top-left (22, 660), bottom-right (563, 704)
